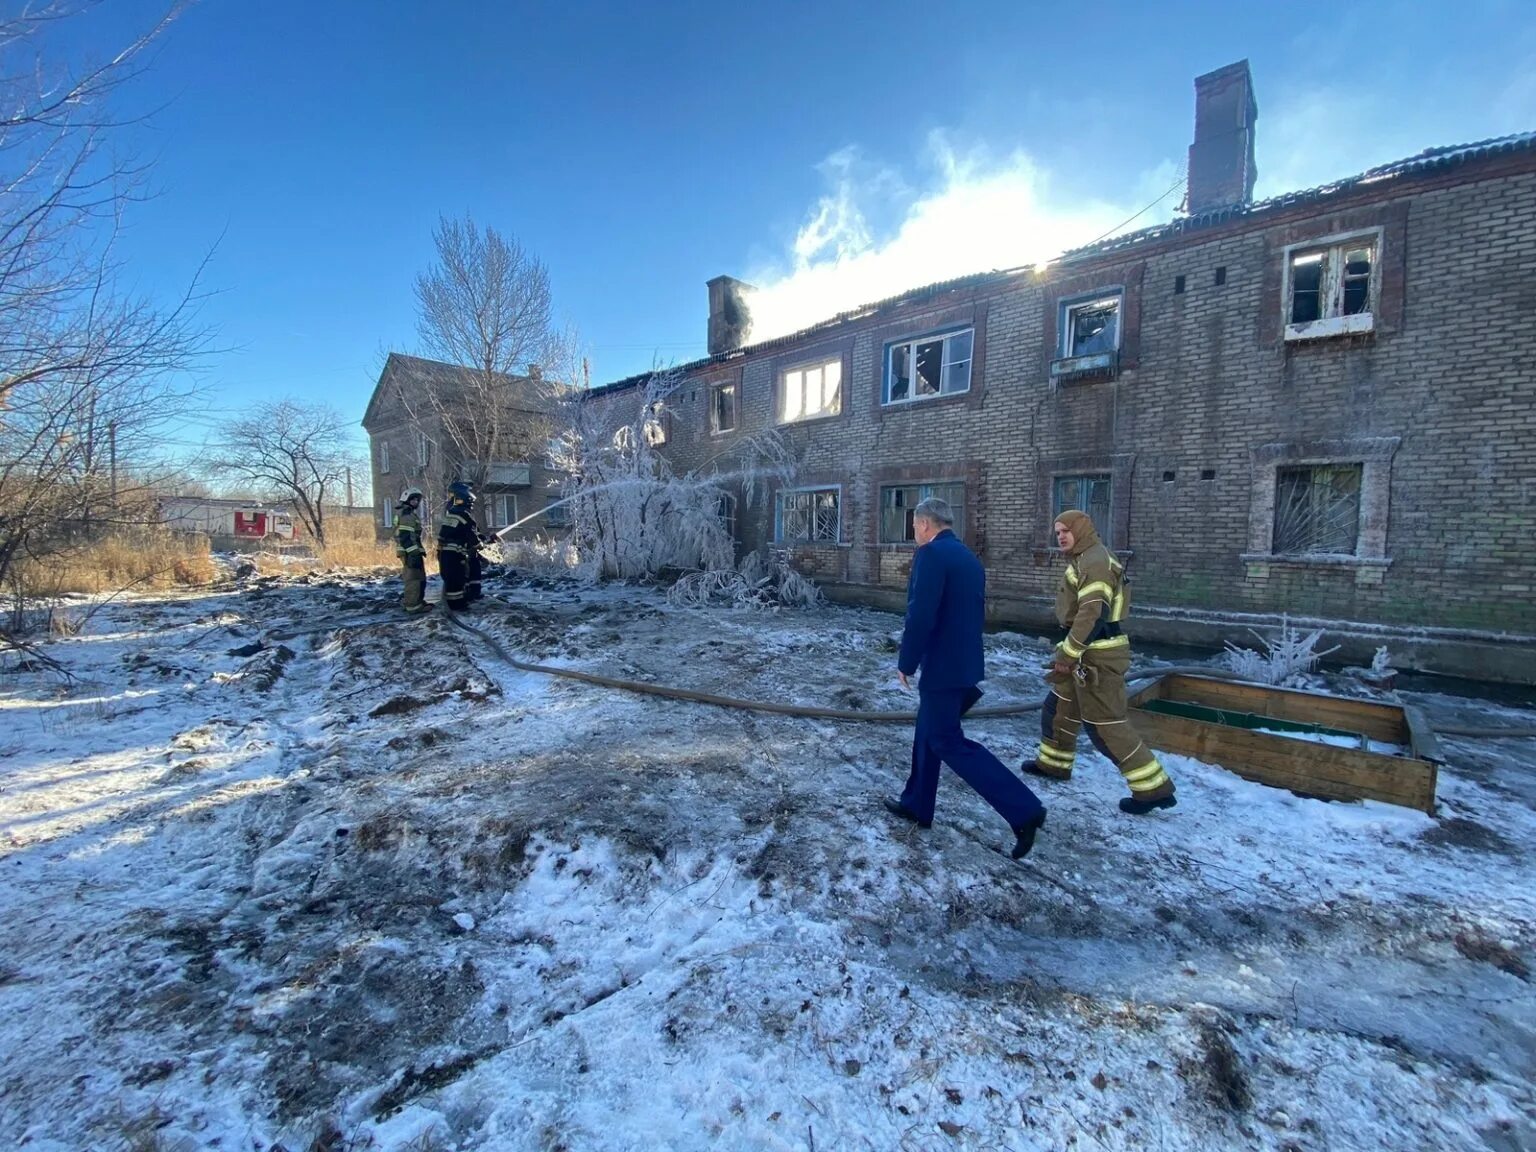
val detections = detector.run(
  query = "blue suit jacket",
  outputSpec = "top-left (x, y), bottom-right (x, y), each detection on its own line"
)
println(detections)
top-left (897, 529), bottom-right (986, 691)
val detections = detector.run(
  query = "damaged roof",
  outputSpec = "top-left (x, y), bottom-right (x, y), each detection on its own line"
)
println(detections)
top-left (589, 129), bottom-right (1536, 396)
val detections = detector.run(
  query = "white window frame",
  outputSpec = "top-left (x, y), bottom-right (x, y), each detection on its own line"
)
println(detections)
top-left (883, 327), bottom-right (973, 406)
top-left (382, 501), bottom-right (394, 528)
top-left (494, 493), bottom-right (518, 530)
top-left (778, 357), bottom-right (843, 423)
top-left (417, 430), bottom-right (432, 467)
top-left (379, 440), bottom-right (391, 474)
top-left (1059, 293), bottom-right (1123, 358)
top-left (544, 497), bottom-right (570, 528)
top-left (1281, 227), bottom-right (1382, 342)
top-left (717, 492), bottom-right (738, 540)
top-left (709, 380), bottom-right (738, 435)
top-left (775, 485), bottom-right (841, 545)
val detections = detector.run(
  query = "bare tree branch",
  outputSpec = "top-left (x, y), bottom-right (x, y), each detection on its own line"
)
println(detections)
top-left (205, 400), bottom-right (352, 546)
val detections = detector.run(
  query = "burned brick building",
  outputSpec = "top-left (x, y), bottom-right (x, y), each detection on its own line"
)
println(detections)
top-left (586, 61), bottom-right (1536, 682)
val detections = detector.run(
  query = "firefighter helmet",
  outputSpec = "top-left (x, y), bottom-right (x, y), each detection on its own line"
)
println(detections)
top-left (399, 486), bottom-right (424, 504)
top-left (448, 480), bottom-right (476, 505)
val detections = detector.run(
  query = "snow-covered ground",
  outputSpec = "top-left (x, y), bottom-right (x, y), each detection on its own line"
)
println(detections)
top-left (2, 571), bottom-right (1533, 1152)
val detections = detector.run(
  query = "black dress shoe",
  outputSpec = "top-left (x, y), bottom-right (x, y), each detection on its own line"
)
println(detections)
top-left (1011, 810), bottom-right (1047, 859)
top-left (883, 798), bottom-right (931, 829)
top-left (1119, 794), bottom-right (1177, 815)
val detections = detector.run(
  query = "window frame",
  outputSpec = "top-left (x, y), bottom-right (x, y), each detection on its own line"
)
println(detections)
top-left (382, 501), bottom-right (394, 529)
top-left (882, 326), bottom-right (974, 407)
top-left (1270, 463), bottom-right (1364, 558)
top-left (1058, 293), bottom-right (1124, 359)
top-left (379, 440), bottom-right (391, 475)
top-left (1281, 227), bottom-right (1383, 341)
top-left (877, 480), bottom-right (966, 545)
top-left (708, 379), bottom-right (739, 436)
top-left (416, 430), bottom-right (432, 467)
top-left (544, 498), bottom-right (570, 528)
top-left (777, 356), bottom-right (844, 424)
top-left (774, 485), bottom-right (841, 545)
top-left (1048, 473), bottom-right (1113, 547)
top-left (717, 492), bottom-right (738, 541)
top-left (494, 493), bottom-right (518, 530)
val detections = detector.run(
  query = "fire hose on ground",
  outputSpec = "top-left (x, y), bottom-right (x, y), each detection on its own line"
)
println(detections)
top-left (434, 606), bottom-right (1536, 740)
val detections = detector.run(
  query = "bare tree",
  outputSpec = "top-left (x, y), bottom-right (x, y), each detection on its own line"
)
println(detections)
top-left (406, 214), bottom-right (573, 487)
top-left (208, 401), bottom-right (354, 546)
top-left (0, 3), bottom-right (211, 636)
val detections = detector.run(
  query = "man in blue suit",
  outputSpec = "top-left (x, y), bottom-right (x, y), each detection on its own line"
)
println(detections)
top-left (885, 498), bottom-right (1047, 859)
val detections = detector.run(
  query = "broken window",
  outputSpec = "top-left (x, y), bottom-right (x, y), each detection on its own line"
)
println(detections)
top-left (879, 482), bottom-right (965, 544)
top-left (779, 358), bottom-right (842, 423)
top-left (1062, 296), bottom-right (1121, 358)
top-left (643, 402), bottom-right (669, 446)
top-left (1273, 464), bottom-right (1361, 555)
top-left (884, 328), bottom-right (973, 404)
top-left (1052, 475), bottom-right (1111, 544)
top-left (777, 487), bottom-right (839, 544)
top-left (1287, 240), bottom-right (1377, 328)
top-left (710, 381), bottom-right (737, 434)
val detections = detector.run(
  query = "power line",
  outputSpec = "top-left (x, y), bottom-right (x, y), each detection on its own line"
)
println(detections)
top-left (1078, 176), bottom-right (1188, 251)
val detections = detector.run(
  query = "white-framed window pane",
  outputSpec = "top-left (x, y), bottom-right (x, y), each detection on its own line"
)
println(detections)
top-left (946, 329), bottom-right (973, 365)
top-left (879, 482), bottom-right (965, 543)
top-left (1290, 252), bottom-right (1325, 324)
top-left (778, 488), bottom-right (839, 543)
top-left (914, 340), bottom-right (943, 395)
top-left (383, 502), bottom-right (393, 528)
top-left (1342, 246), bottom-right (1373, 315)
top-left (887, 345), bottom-right (911, 403)
top-left (380, 441), bottom-right (391, 474)
top-left (822, 360), bottom-right (842, 413)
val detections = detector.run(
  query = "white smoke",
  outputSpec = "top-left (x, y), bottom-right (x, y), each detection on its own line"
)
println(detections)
top-left (745, 131), bottom-right (1182, 342)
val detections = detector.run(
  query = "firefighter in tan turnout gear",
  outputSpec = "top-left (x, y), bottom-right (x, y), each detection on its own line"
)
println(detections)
top-left (394, 487), bottom-right (428, 614)
top-left (1022, 509), bottom-right (1177, 814)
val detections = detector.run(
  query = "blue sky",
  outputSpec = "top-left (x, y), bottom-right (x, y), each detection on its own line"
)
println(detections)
top-left (72, 0), bottom-right (1536, 455)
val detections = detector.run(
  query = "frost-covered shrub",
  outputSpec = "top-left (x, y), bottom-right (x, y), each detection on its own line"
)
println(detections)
top-left (1223, 617), bottom-right (1340, 686)
top-left (667, 550), bottom-right (822, 611)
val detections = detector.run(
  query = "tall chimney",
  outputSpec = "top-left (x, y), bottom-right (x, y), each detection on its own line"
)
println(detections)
top-left (707, 275), bottom-right (755, 355)
top-left (1187, 60), bottom-right (1258, 215)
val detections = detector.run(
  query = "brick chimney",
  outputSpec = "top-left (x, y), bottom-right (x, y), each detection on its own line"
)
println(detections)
top-left (707, 275), bottom-right (755, 355)
top-left (1187, 60), bottom-right (1258, 215)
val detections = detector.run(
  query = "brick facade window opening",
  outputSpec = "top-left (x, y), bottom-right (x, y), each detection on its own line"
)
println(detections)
top-left (643, 402), bottom-right (669, 446)
top-left (776, 487), bottom-right (840, 544)
top-left (1052, 474), bottom-right (1111, 542)
top-left (880, 481), bottom-right (965, 544)
top-left (884, 328), bottom-right (972, 404)
top-left (1285, 235), bottom-right (1378, 340)
top-left (1173, 275), bottom-right (1186, 295)
top-left (544, 498), bottom-right (570, 528)
top-left (709, 381), bottom-right (738, 434)
top-left (1273, 464), bottom-right (1362, 556)
top-left (416, 430), bottom-right (432, 467)
top-left (1062, 296), bottom-right (1121, 357)
top-left (380, 440), bottom-right (391, 474)
top-left (1214, 266), bottom-right (1227, 286)
top-left (780, 358), bottom-right (842, 423)
top-left (718, 492), bottom-right (738, 541)
top-left (493, 493), bottom-right (519, 530)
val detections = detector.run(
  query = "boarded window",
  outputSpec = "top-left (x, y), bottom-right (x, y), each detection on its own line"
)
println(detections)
top-left (780, 359), bottom-right (842, 422)
top-left (879, 482), bottom-right (965, 543)
top-left (711, 382), bottom-right (738, 433)
top-left (777, 488), bottom-right (839, 543)
top-left (1052, 474), bottom-right (1111, 542)
top-left (1273, 464), bottom-right (1362, 555)
top-left (885, 329), bottom-right (973, 404)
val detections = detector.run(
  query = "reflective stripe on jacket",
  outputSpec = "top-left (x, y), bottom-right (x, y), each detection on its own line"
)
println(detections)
top-left (1054, 542), bottom-right (1130, 661)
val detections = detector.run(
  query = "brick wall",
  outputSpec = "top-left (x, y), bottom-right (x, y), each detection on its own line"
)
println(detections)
top-left (585, 156), bottom-right (1536, 639)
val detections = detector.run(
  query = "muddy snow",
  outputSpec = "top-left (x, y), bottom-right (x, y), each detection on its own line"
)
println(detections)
top-left (2, 571), bottom-right (1533, 1152)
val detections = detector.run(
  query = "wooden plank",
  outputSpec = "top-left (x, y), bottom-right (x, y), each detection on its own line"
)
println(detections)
top-left (1402, 705), bottom-right (1446, 765)
top-left (1161, 675), bottom-right (1408, 743)
top-left (1131, 704), bottom-right (1436, 812)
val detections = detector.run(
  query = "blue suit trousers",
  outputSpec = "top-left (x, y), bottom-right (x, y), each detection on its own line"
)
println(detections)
top-left (900, 687), bottom-right (1044, 829)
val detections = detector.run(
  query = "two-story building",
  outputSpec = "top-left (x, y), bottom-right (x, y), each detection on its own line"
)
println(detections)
top-left (585, 61), bottom-right (1536, 683)
top-left (362, 352), bottom-right (570, 540)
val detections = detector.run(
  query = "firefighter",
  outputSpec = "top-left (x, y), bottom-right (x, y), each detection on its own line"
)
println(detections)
top-left (1022, 509), bottom-right (1177, 814)
top-left (463, 489), bottom-right (489, 604)
top-left (437, 481), bottom-right (478, 611)
top-left (394, 487), bottom-right (428, 614)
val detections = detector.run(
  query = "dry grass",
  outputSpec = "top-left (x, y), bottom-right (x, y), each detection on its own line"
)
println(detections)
top-left (18, 530), bottom-right (219, 596)
top-left (317, 513), bottom-right (401, 570)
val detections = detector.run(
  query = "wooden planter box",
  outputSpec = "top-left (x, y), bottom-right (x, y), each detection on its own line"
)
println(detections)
top-left (1128, 674), bottom-right (1441, 813)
